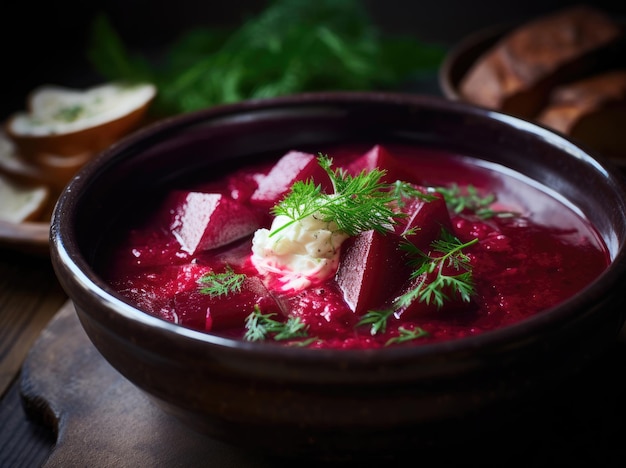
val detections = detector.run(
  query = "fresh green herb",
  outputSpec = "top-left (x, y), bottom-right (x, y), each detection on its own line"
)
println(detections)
top-left (401, 227), bottom-right (424, 242)
top-left (87, 14), bottom-right (154, 83)
top-left (389, 181), bottom-right (441, 237)
top-left (55, 105), bottom-right (85, 122)
top-left (197, 266), bottom-right (247, 298)
top-left (397, 230), bottom-right (477, 309)
top-left (390, 181), bottom-right (438, 208)
top-left (287, 337), bottom-right (320, 347)
top-left (356, 309), bottom-right (395, 335)
top-left (270, 154), bottom-right (398, 237)
top-left (385, 326), bottom-right (429, 346)
top-left (434, 184), bottom-right (517, 220)
top-left (87, 0), bottom-right (446, 116)
top-left (244, 306), bottom-right (311, 342)
top-left (359, 230), bottom-right (477, 336)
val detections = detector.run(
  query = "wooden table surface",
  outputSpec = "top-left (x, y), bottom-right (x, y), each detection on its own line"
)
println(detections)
top-left (0, 245), bottom-right (67, 467)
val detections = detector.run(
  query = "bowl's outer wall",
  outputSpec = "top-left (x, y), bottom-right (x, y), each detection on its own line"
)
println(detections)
top-left (66, 288), bottom-right (624, 457)
top-left (50, 93), bottom-right (626, 457)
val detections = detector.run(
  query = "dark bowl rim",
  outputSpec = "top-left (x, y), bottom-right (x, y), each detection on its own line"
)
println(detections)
top-left (50, 90), bottom-right (626, 363)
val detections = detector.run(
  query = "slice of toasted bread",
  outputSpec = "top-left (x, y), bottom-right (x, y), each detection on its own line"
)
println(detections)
top-left (0, 130), bottom-right (92, 192)
top-left (537, 69), bottom-right (626, 160)
top-left (459, 5), bottom-right (624, 118)
top-left (5, 82), bottom-right (156, 160)
top-left (0, 173), bottom-right (49, 223)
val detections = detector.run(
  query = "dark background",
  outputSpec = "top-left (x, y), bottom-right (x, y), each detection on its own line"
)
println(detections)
top-left (3, 0), bottom-right (625, 120)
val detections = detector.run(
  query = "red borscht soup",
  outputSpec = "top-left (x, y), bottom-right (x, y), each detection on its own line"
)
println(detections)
top-left (97, 144), bottom-right (609, 349)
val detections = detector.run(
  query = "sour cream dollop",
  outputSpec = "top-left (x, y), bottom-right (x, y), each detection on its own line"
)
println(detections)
top-left (251, 212), bottom-right (350, 292)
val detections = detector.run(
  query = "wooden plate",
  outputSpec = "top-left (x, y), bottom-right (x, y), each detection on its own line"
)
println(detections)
top-left (0, 220), bottom-right (50, 256)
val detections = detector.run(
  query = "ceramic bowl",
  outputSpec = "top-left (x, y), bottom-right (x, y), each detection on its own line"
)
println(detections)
top-left (49, 92), bottom-right (626, 461)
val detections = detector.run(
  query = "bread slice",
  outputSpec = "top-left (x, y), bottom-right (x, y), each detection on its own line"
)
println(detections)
top-left (5, 82), bottom-right (156, 160)
top-left (0, 130), bottom-right (92, 192)
top-left (0, 173), bottom-right (49, 223)
top-left (537, 69), bottom-right (626, 160)
top-left (459, 5), bottom-right (624, 118)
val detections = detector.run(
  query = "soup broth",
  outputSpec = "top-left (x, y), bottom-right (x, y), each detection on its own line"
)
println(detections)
top-left (96, 144), bottom-right (609, 349)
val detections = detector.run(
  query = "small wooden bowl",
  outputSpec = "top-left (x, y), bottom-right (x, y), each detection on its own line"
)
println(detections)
top-left (438, 24), bottom-right (507, 103)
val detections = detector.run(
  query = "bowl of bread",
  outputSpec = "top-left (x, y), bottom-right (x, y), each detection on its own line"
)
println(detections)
top-left (439, 4), bottom-right (626, 164)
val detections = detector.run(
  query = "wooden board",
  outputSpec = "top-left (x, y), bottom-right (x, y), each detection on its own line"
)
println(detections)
top-left (19, 301), bottom-right (278, 467)
top-left (17, 300), bottom-right (626, 467)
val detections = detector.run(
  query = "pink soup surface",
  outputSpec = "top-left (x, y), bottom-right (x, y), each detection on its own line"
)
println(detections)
top-left (97, 144), bottom-right (610, 349)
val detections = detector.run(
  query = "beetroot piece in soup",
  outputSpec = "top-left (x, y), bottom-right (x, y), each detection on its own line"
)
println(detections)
top-left (345, 144), bottom-right (407, 183)
top-left (335, 230), bottom-right (413, 316)
top-left (250, 150), bottom-right (333, 208)
top-left (98, 144), bottom-right (610, 349)
top-left (166, 191), bottom-right (265, 255)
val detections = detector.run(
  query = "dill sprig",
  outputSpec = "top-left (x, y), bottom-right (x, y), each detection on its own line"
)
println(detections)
top-left (244, 306), bottom-right (311, 342)
top-left (356, 309), bottom-right (395, 335)
top-left (197, 265), bottom-right (247, 297)
top-left (434, 184), bottom-right (518, 219)
top-left (87, 0), bottom-right (445, 117)
top-left (270, 154), bottom-right (398, 237)
top-left (357, 229), bottom-right (477, 336)
top-left (356, 312), bottom-right (430, 345)
top-left (385, 326), bottom-right (429, 346)
top-left (390, 180), bottom-right (438, 208)
top-left (397, 230), bottom-right (477, 309)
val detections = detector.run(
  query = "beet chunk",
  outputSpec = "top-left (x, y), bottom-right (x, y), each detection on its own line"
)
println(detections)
top-left (394, 188), bottom-right (453, 252)
top-left (107, 263), bottom-right (211, 322)
top-left (345, 145), bottom-right (406, 183)
top-left (174, 275), bottom-right (279, 331)
top-left (276, 283), bottom-right (358, 337)
top-left (166, 191), bottom-right (263, 255)
top-left (250, 150), bottom-right (332, 208)
top-left (335, 230), bottom-right (413, 315)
